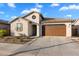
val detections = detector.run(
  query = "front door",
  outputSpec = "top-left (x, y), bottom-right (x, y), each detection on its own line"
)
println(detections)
top-left (32, 25), bottom-right (37, 36)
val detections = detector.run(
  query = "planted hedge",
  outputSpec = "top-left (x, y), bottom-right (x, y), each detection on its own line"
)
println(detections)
top-left (0, 29), bottom-right (9, 37)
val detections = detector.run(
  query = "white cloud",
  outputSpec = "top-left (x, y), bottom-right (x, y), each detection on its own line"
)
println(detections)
top-left (59, 4), bottom-right (79, 11)
top-left (66, 14), bottom-right (72, 18)
top-left (0, 11), bottom-right (4, 14)
top-left (31, 8), bottom-right (40, 12)
top-left (11, 16), bottom-right (17, 19)
top-left (51, 3), bottom-right (60, 7)
top-left (21, 3), bottom-right (42, 15)
top-left (21, 8), bottom-right (40, 14)
top-left (7, 3), bottom-right (16, 8)
top-left (21, 10), bottom-right (30, 14)
top-left (36, 3), bottom-right (43, 8)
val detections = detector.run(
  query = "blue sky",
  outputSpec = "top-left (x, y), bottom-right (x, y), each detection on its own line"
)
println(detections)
top-left (0, 3), bottom-right (79, 21)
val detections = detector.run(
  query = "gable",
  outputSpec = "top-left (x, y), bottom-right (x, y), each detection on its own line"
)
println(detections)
top-left (10, 11), bottom-right (43, 24)
top-left (23, 11), bottom-right (43, 24)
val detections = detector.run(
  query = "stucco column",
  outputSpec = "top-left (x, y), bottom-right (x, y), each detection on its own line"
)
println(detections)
top-left (66, 23), bottom-right (72, 37)
top-left (37, 25), bottom-right (40, 36)
top-left (37, 24), bottom-right (42, 37)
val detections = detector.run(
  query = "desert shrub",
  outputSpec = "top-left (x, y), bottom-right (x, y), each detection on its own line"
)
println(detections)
top-left (0, 29), bottom-right (9, 37)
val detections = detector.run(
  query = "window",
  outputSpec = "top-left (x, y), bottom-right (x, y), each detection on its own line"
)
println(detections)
top-left (32, 15), bottom-right (36, 19)
top-left (16, 23), bottom-right (23, 31)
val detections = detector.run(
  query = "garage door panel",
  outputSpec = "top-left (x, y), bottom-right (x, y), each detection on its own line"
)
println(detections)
top-left (44, 25), bottom-right (66, 36)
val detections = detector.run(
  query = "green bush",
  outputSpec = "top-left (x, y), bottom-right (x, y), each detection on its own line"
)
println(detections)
top-left (0, 29), bottom-right (9, 37)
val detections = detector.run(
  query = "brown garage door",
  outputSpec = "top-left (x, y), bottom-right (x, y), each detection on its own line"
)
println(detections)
top-left (42, 24), bottom-right (66, 36)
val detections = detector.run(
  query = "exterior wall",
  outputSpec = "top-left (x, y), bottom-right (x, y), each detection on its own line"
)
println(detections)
top-left (24, 13), bottom-right (41, 24)
top-left (39, 24), bottom-right (42, 36)
top-left (10, 18), bottom-right (30, 36)
top-left (65, 23), bottom-right (72, 37)
top-left (24, 12), bottom-right (42, 37)
top-left (10, 12), bottom-right (42, 37)
top-left (28, 22), bottom-right (32, 36)
top-left (37, 24), bottom-right (42, 36)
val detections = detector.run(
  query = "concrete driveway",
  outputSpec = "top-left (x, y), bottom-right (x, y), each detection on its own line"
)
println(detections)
top-left (0, 43), bottom-right (23, 56)
top-left (11, 36), bottom-right (79, 56)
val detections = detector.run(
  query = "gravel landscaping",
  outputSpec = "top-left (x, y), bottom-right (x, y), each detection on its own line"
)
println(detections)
top-left (0, 36), bottom-right (32, 44)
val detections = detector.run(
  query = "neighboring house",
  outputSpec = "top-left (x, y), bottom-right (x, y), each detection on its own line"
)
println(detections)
top-left (9, 11), bottom-right (79, 37)
top-left (0, 20), bottom-right (10, 35)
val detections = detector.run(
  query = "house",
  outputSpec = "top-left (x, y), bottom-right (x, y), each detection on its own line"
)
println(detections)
top-left (10, 11), bottom-right (79, 37)
top-left (0, 20), bottom-right (10, 35)
top-left (0, 19), bottom-right (9, 30)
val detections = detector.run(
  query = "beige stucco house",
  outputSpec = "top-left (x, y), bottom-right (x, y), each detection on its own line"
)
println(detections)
top-left (10, 11), bottom-right (79, 37)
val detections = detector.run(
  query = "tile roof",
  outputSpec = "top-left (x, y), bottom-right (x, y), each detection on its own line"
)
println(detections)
top-left (42, 18), bottom-right (75, 23)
